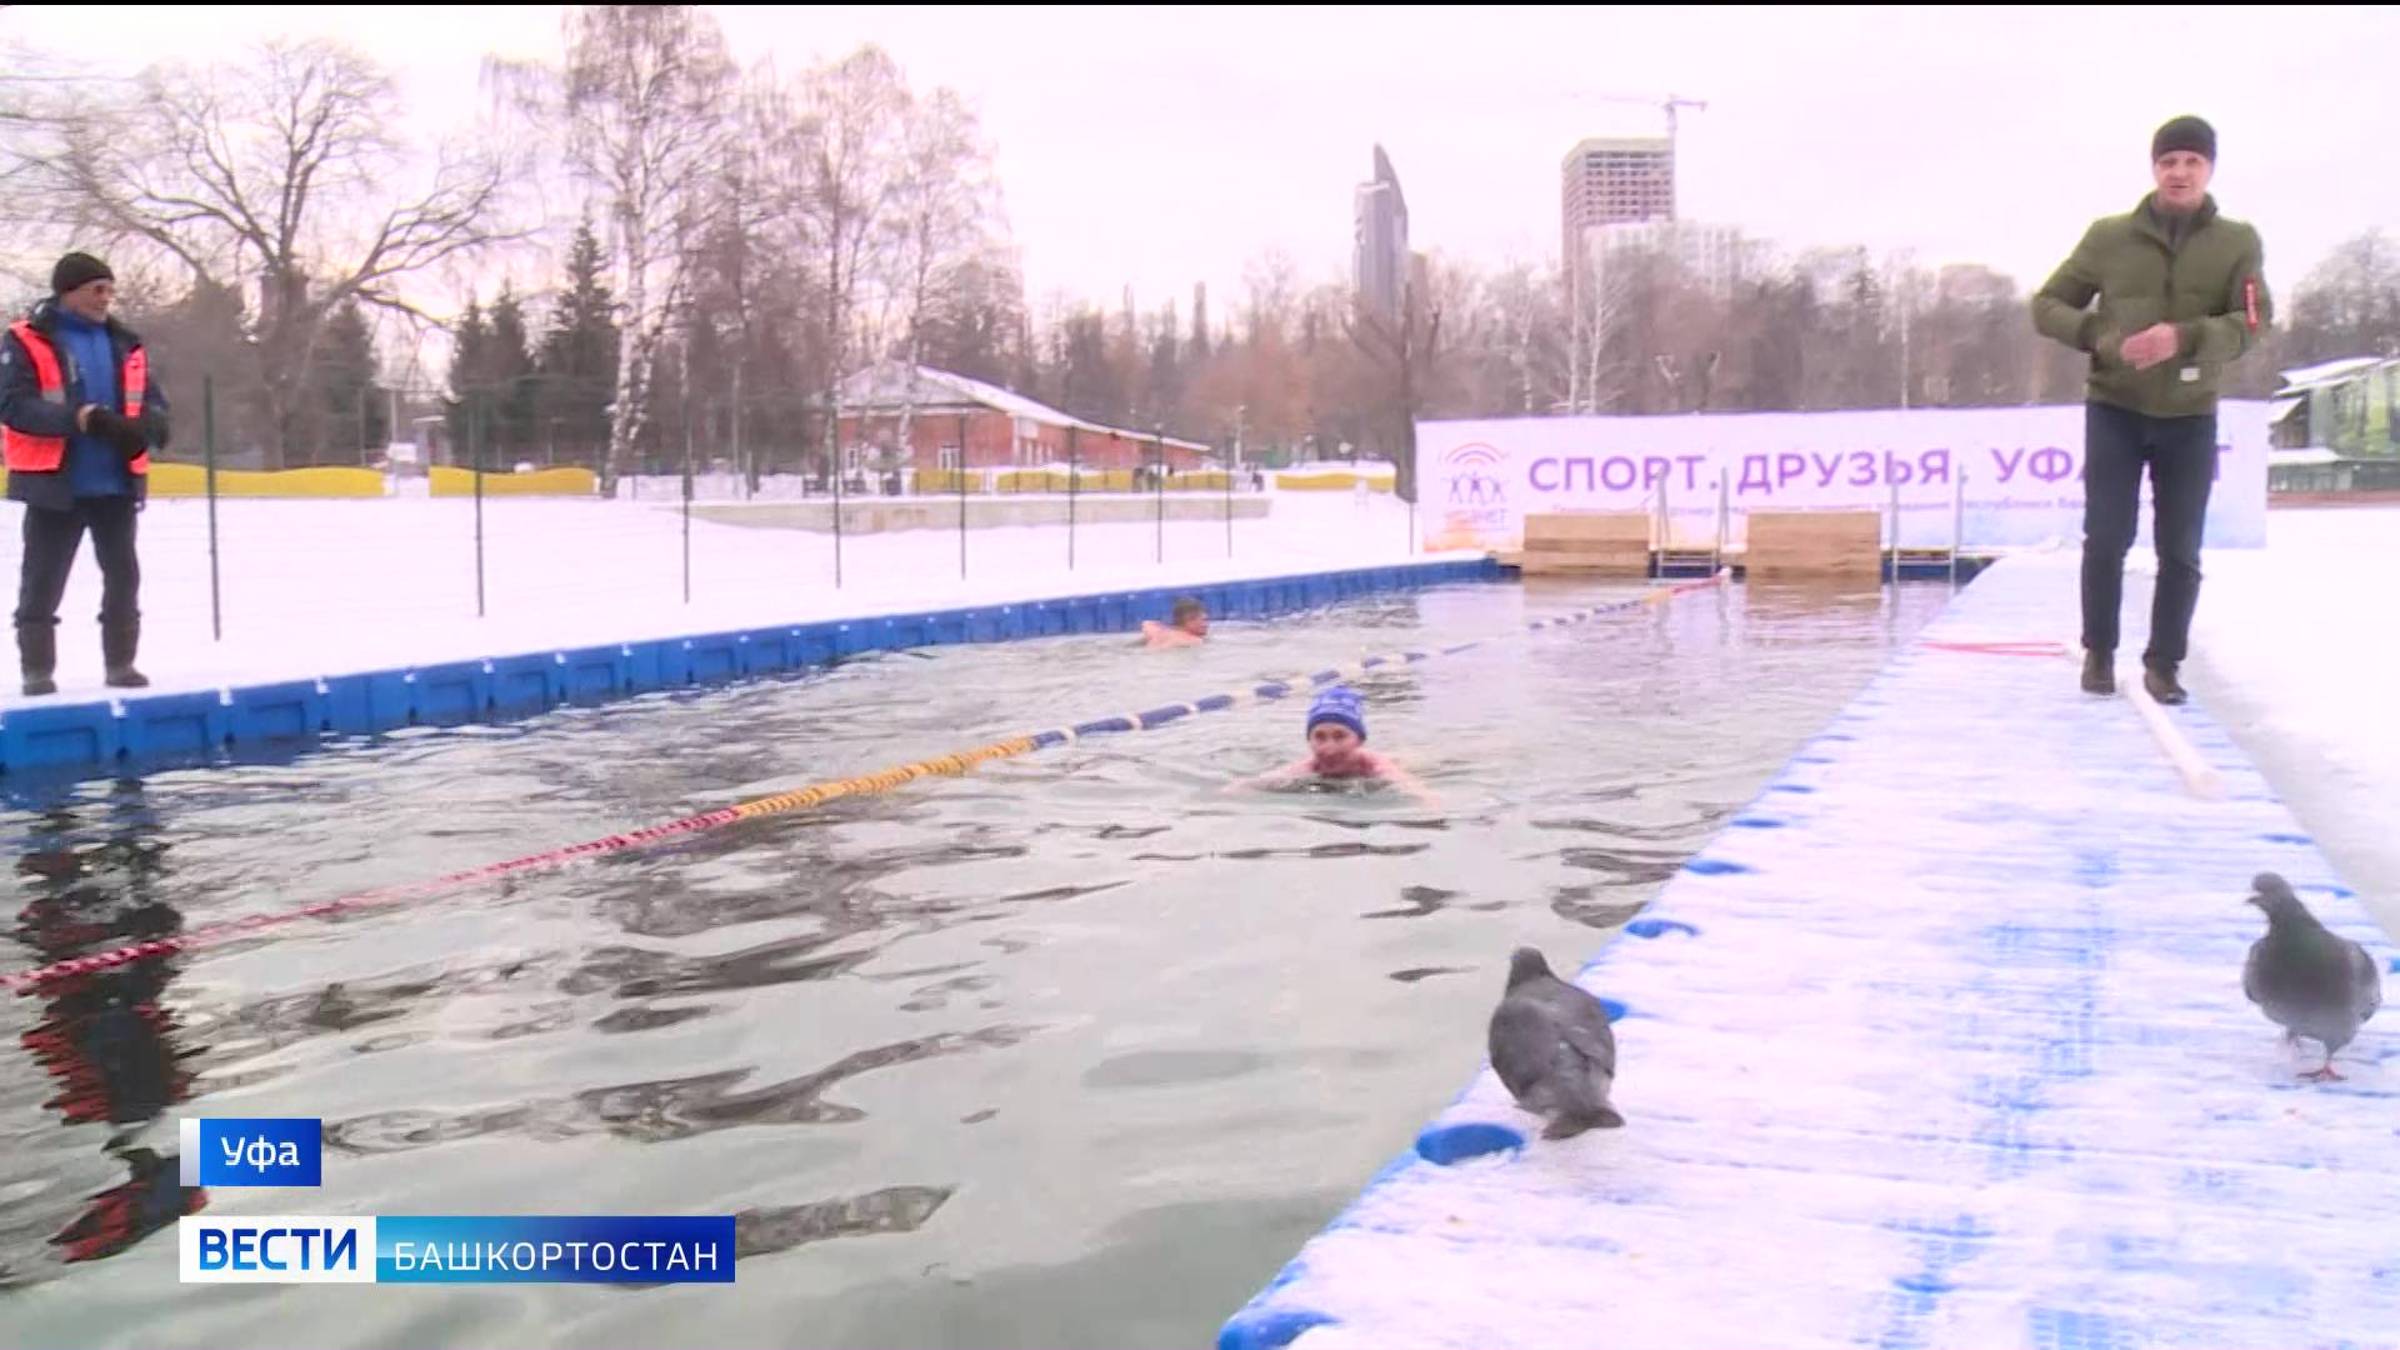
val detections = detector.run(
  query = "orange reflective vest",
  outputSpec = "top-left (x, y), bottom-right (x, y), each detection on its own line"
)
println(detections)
top-left (2, 319), bottom-right (150, 476)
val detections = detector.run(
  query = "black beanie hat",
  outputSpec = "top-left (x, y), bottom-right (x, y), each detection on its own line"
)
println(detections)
top-left (2152, 116), bottom-right (2216, 164)
top-left (51, 252), bottom-right (114, 295)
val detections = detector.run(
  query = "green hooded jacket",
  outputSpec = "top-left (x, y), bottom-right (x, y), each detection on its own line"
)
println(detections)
top-left (2031, 193), bottom-right (2270, 419)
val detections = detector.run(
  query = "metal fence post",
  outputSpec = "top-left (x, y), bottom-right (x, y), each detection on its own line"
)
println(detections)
top-left (831, 416), bottom-right (845, 589)
top-left (472, 395), bottom-right (486, 619)
top-left (1713, 473), bottom-right (1728, 574)
top-left (681, 393), bottom-right (694, 605)
top-left (1951, 469), bottom-right (1966, 589)
top-left (1887, 471), bottom-right (1901, 585)
top-left (1224, 448), bottom-right (1233, 557)
top-left (204, 375), bottom-right (222, 641)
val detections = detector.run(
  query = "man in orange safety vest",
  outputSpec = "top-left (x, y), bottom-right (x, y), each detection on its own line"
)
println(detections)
top-left (1, 252), bottom-right (171, 696)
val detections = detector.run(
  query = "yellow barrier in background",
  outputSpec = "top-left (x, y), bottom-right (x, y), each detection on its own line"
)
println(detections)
top-left (985, 469), bottom-right (1230, 493)
top-left (1274, 471), bottom-right (1396, 492)
top-left (915, 469), bottom-right (989, 494)
top-left (154, 464), bottom-right (387, 498)
top-left (0, 464), bottom-right (391, 498)
top-left (429, 466), bottom-right (597, 497)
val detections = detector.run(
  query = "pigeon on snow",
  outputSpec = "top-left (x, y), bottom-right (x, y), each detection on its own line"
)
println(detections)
top-left (2244, 872), bottom-right (2382, 1082)
top-left (1488, 947), bottom-right (1624, 1138)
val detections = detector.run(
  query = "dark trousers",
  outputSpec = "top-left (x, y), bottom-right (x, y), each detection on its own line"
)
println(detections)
top-left (2079, 401), bottom-right (2215, 669)
top-left (15, 496), bottom-right (140, 631)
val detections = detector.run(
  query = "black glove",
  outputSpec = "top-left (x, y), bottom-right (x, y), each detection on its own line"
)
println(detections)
top-left (86, 407), bottom-right (148, 459)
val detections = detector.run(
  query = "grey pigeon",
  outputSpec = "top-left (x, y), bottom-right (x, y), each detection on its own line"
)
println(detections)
top-left (1488, 947), bottom-right (1624, 1138)
top-left (2243, 872), bottom-right (2382, 1082)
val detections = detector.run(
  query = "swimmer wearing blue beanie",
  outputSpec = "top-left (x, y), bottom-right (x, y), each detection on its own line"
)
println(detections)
top-left (1228, 685), bottom-right (1437, 805)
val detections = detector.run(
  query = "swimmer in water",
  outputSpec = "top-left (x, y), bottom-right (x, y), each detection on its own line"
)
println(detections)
top-left (1229, 686), bottom-right (1438, 807)
top-left (1140, 597), bottom-right (1209, 649)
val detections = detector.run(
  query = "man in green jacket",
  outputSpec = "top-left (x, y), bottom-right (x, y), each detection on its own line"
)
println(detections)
top-left (2031, 115), bottom-right (2270, 706)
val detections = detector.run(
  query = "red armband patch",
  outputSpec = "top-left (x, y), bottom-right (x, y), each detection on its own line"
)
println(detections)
top-left (2244, 278), bottom-right (2259, 331)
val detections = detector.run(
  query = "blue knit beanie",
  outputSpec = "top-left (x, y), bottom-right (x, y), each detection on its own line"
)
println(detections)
top-left (1306, 686), bottom-right (1366, 742)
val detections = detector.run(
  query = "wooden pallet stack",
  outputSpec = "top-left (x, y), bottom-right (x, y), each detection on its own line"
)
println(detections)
top-left (1514, 512), bottom-right (1654, 576)
top-left (1743, 509), bottom-right (1883, 580)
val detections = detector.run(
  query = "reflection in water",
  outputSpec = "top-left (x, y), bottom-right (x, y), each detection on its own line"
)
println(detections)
top-left (734, 1185), bottom-right (955, 1259)
top-left (1743, 578), bottom-right (1890, 617)
top-left (1387, 966), bottom-right (1475, 983)
top-left (326, 1026), bottom-right (1032, 1152)
top-left (593, 1004), bottom-right (719, 1035)
top-left (1531, 813), bottom-right (1725, 842)
top-left (1082, 1050), bottom-right (1268, 1090)
top-left (1550, 848), bottom-right (1686, 885)
top-left (9, 786), bottom-right (207, 1274)
top-left (50, 1145), bottom-right (194, 1266)
top-left (1549, 885), bottom-right (1650, 931)
top-left (570, 936), bottom-right (877, 999)
top-left (1133, 842), bottom-right (1434, 864)
top-left (782, 1191), bottom-right (1361, 1350)
top-left (1360, 885), bottom-right (1459, 919)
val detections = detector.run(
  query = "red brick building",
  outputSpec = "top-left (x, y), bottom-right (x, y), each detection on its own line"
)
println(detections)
top-left (835, 363), bottom-right (1212, 473)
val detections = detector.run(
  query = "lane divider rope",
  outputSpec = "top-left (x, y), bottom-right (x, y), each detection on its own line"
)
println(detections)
top-left (2118, 658), bottom-right (2229, 802)
top-left (1917, 633), bottom-right (2225, 800)
top-left (3, 572), bottom-right (1727, 992)
top-left (1920, 639), bottom-right (2072, 658)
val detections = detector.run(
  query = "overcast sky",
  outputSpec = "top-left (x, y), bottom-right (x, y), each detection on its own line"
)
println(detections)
top-left (7, 4), bottom-right (2395, 323)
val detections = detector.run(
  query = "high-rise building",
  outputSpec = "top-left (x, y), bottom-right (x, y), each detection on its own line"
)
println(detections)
top-left (1353, 145), bottom-right (1409, 324)
top-left (1580, 219), bottom-right (1753, 300)
top-left (1561, 136), bottom-right (1675, 279)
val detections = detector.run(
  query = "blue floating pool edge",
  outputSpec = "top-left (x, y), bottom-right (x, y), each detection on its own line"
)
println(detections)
top-left (0, 555), bottom-right (1503, 786)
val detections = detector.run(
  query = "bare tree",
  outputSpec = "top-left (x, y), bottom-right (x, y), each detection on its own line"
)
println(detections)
top-left (1243, 249), bottom-right (1301, 349)
top-left (690, 64), bottom-right (813, 489)
top-left (0, 47), bottom-right (68, 209)
top-left (2288, 229), bottom-right (2400, 364)
top-left (20, 40), bottom-right (517, 466)
top-left (1346, 262), bottom-right (1456, 504)
top-left (886, 86), bottom-right (993, 462)
top-left (493, 5), bottom-right (733, 495)
top-left (1496, 261), bottom-right (1570, 414)
top-left (798, 45), bottom-right (909, 480)
top-left (1570, 250), bottom-right (1634, 413)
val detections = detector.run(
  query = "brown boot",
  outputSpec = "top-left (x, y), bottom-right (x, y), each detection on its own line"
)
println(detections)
top-left (101, 617), bottom-right (148, 689)
top-left (18, 623), bottom-right (56, 697)
top-left (2080, 650), bottom-right (2115, 696)
top-left (2142, 661), bottom-right (2188, 706)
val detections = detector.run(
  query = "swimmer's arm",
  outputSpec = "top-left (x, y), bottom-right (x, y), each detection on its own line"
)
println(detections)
top-left (1374, 757), bottom-right (1441, 808)
top-left (1138, 622), bottom-right (1199, 648)
top-left (1224, 759), bottom-right (1313, 794)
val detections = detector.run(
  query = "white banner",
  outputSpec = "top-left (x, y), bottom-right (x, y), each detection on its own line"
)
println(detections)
top-left (1417, 401), bottom-right (2269, 554)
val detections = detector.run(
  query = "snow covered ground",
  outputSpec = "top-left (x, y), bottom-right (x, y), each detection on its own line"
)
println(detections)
top-left (2191, 506), bottom-right (2400, 933)
top-left (0, 489), bottom-right (1444, 709)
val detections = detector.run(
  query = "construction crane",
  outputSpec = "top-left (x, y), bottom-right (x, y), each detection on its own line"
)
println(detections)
top-left (1573, 92), bottom-right (1709, 151)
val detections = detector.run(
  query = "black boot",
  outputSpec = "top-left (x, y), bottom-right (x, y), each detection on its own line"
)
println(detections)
top-left (2143, 661), bottom-right (2188, 706)
top-left (2081, 650), bottom-right (2115, 696)
top-left (101, 617), bottom-right (148, 689)
top-left (18, 624), bottom-right (56, 697)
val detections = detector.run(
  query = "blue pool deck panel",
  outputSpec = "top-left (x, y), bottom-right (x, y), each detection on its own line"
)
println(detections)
top-left (0, 556), bottom-right (1502, 784)
top-left (1222, 553), bottom-right (2400, 1350)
